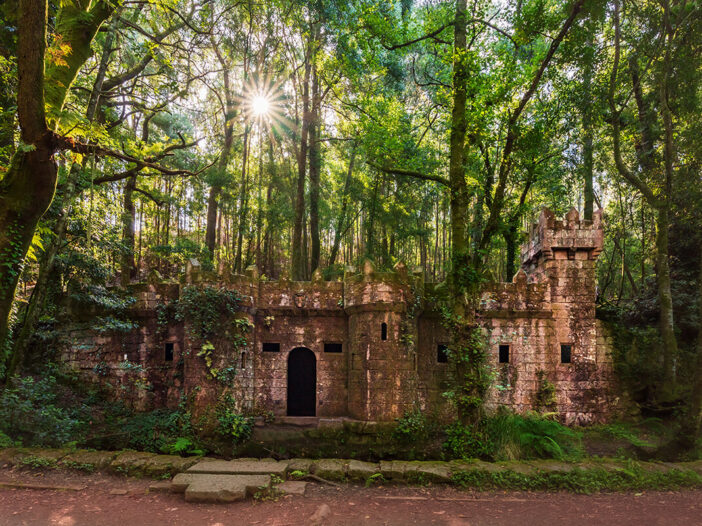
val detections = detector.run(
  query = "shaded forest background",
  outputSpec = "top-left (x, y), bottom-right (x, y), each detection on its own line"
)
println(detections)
top-left (0, 0), bottom-right (701, 453)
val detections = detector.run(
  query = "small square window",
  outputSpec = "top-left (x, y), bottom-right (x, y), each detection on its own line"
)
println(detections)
top-left (437, 344), bottom-right (448, 363)
top-left (561, 344), bottom-right (572, 364)
top-left (499, 344), bottom-right (510, 364)
top-left (263, 342), bottom-right (280, 353)
top-left (164, 342), bottom-right (174, 362)
top-left (324, 342), bottom-right (343, 353)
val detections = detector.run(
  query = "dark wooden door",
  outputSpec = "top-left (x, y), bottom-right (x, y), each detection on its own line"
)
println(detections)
top-left (287, 347), bottom-right (316, 416)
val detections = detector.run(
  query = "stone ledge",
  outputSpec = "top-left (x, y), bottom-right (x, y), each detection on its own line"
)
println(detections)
top-left (3, 448), bottom-right (702, 493)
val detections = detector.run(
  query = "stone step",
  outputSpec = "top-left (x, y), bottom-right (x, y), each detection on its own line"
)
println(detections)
top-left (187, 459), bottom-right (288, 476)
top-left (182, 474), bottom-right (271, 503)
top-left (277, 480), bottom-right (308, 496)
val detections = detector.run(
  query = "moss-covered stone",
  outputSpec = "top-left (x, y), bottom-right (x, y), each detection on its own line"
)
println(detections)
top-left (347, 460), bottom-right (379, 480)
top-left (449, 459), bottom-right (508, 475)
top-left (287, 458), bottom-right (315, 474)
top-left (60, 450), bottom-right (118, 471)
top-left (313, 459), bottom-right (347, 481)
top-left (108, 451), bottom-right (158, 476)
top-left (141, 455), bottom-right (201, 477)
top-left (413, 461), bottom-right (452, 482)
top-left (530, 460), bottom-right (576, 474)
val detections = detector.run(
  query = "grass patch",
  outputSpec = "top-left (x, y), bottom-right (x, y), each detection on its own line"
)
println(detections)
top-left (451, 464), bottom-right (702, 493)
top-left (19, 456), bottom-right (58, 470)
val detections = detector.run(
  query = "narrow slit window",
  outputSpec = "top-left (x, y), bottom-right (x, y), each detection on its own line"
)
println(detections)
top-left (381, 323), bottom-right (388, 341)
top-left (241, 351), bottom-right (247, 369)
top-left (499, 344), bottom-right (510, 364)
top-left (164, 342), bottom-right (174, 362)
top-left (262, 342), bottom-right (280, 353)
top-left (561, 344), bottom-right (572, 364)
top-left (437, 344), bottom-right (448, 363)
top-left (324, 343), bottom-right (343, 353)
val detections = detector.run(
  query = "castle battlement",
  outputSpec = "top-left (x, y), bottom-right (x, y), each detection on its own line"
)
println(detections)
top-left (522, 207), bottom-right (604, 268)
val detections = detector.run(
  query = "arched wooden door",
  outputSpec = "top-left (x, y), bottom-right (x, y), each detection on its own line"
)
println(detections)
top-left (287, 347), bottom-right (316, 416)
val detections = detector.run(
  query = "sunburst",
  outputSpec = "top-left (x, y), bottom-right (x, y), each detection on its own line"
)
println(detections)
top-left (237, 73), bottom-right (295, 147)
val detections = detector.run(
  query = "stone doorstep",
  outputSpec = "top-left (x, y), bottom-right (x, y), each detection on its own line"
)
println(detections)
top-left (171, 473), bottom-right (200, 493)
top-left (277, 480), bottom-right (308, 496)
top-left (183, 474), bottom-right (271, 503)
top-left (186, 459), bottom-right (288, 476)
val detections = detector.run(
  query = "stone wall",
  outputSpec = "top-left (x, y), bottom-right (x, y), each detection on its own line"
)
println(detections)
top-left (58, 208), bottom-right (622, 424)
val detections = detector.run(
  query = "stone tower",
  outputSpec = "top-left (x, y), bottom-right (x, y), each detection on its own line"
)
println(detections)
top-left (344, 260), bottom-right (420, 421)
top-left (520, 207), bottom-right (607, 422)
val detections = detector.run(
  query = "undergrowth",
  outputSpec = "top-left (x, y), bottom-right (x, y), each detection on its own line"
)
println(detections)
top-left (451, 464), bottom-right (702, 493)
top-left (444, 409), bottom-right (583, 461)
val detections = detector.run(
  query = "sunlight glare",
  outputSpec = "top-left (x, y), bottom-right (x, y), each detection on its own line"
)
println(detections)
top-left (251, 95), bottom-right (270, 116)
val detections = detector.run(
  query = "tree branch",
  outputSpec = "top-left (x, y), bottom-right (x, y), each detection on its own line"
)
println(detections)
top-left (366, 161), bottom-right (449, 187)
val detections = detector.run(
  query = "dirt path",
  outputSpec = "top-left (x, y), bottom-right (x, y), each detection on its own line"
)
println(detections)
top-left (1, 467), bottom-right (701, 526)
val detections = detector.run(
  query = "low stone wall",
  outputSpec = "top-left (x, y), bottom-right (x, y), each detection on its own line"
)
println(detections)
top-left (3, 447), bottom-right (702, 491)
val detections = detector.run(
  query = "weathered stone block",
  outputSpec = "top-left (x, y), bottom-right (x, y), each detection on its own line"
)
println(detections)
top-left (347, 460), bottom-right (380, 480)
top-left (313, 459), bottom-right (347, 480)
top-left (187, 459), bottom-right (288, 476)
top-left (184, 474), bottom-right (270, 503)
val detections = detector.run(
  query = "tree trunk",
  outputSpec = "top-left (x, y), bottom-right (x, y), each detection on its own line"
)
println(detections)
top-left (676, 251), bottom-right (702, 450)
top-left (655, 206), bottom-right (677, 385)
top-left (292, 28), bottom-right (315, 280)
top-left (581, 41), bottom-right (594, 221)
top-left (234, 125), bottom-right (251, 274)
top-left (206, 38), bottom-right (236, 260)
top-left (504, 221), bottom-right (519, 281)
top-left (1, 0), bottom-right (53, 368)
top-left (120, 174), bottom-right (137, 286)
top-left (308, 63), bottom-right (322, 274)
top-left (328, 145), bottom-right (356, 268)
top-left (1, 0), bottom-right (112, 369)
top-left (447, 0), bottom-right (470, 294)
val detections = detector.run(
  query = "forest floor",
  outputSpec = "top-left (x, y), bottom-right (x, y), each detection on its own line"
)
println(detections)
top-left (1, 467), bottom-right (702, 526)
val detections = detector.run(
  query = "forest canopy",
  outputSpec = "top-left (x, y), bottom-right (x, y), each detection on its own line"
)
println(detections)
top-left (0, 0), bottom-right (701, 446)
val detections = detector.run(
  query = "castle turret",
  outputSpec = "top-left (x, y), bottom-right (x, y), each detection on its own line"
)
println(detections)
top-left (343, 260), bottom-right (420, 421)
top-left (520, 208), bottom-right (607, 422)
top-left (521, 208), bottom-right (603, 363)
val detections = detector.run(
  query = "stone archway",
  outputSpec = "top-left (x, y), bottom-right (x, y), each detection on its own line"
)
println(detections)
top-left (287, 347), bottom-right (317, 416)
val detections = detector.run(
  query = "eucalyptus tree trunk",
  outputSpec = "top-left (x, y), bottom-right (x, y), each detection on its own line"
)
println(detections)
top-left (308, 64), bottom-right (322, 274)
top-left (328, 145), bottom-right (356, 268)
top-left (206, 39), bottom-right (236, 260)
top-left (292, 48), bottom-right (312, 280)
top-left (234, 125), bottom-right (250, 274)
top-left (581, 40), bottom-right (594, 221)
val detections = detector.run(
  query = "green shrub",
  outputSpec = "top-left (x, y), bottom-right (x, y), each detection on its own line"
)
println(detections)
top-left (114, 407), bottom-right (199, 453)
top-left (0, 431), bottom-right (14, 448)
top-left (485, 410), bottom-right (583, 461)
top-left (160, 436), bottom-right (205, 456)
top-left (20, 456), bottom-right (58, 470)
top-left (215, 394), bottom-right (253, 445)
top-left (443, 422), bottom-right (492, 459)
top-left (0, 372), bottom-right (89, 447)
top-left (393, 409), bottom-right (431, 442)
top-left (444, 410), bottom-right (583, 461)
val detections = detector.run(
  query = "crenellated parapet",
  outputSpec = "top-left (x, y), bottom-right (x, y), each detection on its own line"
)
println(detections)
top-left (478, 270), bottom-right (551, 317)
top-left (343, 259), bottom-right (422, 315)
top-left (521, 207), bottom-right (603, 276)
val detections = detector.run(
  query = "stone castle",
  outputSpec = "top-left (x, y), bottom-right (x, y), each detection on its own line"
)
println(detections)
top-left (60, 208), bottom-right (621, 425)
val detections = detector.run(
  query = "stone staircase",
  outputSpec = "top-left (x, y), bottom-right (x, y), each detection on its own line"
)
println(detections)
top-left (168, 459), bottom-right (305, 503)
